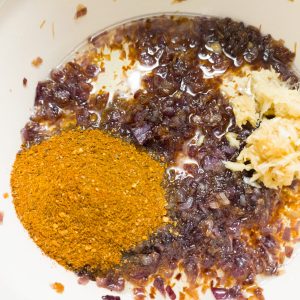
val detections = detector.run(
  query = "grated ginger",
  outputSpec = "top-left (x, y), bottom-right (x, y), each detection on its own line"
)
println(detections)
top-left (221, 67), bottom-right (300, 126)
top-left (225, 118), bottom-right (300, 189)
top-left (229, 95), bottom-right (258, 127)
top-left (251, 68), bottom-right (300, 118)
top-left (221, 67), bottom-right (259, 127)
top-left (225, 132), bottom-right (240, 148)
top-left (222, 67), bottom-right (300, 189)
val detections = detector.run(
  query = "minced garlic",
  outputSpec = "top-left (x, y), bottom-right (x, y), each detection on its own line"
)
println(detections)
top-left (251, 68), bottom-right (300, 118)
top-left (221, 67), bottom-right (259, 127)
top-left (222, 67), bottom-right (300, 189)
top-left (221, 67), bottom-right (300, 125)
top-left (225, 132), bottom-right (240, 148)
top-left (229, 95), bottom-right (258, 127)
top-left (225, 118), bottom-right (300, 189)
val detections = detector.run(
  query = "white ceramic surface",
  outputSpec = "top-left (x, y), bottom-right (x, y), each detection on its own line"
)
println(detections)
top-left (0, 1), bottom-right (300, 299)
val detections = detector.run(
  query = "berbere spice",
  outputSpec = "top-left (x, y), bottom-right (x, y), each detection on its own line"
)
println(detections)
top-left (11, 130), bottom-right (167, 273)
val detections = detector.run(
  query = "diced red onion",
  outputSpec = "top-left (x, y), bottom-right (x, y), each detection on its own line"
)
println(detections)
top-left (140, 252), bottom-right (159, 266)
top-left (102, 296), bottom-right (120, 300)
top-left (239, 195), bottom-right (246, 206)
top-left (295, 221), bottom-right (300, 232)
top-left (131, 124), bottom-right (152, 144)
top-left (77, 276), bottom-right (89, 285)
top-left (153, 277), bottom-right (165, 296)
top-left (285, 246), bottom-right (293, 258)
top-left (203, 156), bottom-right (223, 172)
top-left (209, 201), bottom-right (220, 209)
top-left (96, 277), bottom-right (107, 287)
top-left (179, 197), bottom-right (193, 210)
top-left (282, 228), bottom-right (291, 242)
top-left (218, 193), bottom-right (230, 205)
top-left (211, 287), bottom-right (229, 300)
top-left (166, 285), bottom-right (176, 300)
top-left (96, 277), bottom-right (125, 292)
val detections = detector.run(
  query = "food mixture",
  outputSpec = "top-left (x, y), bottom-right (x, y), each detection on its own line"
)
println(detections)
top-left (11, 15), bottom-right (300, 299)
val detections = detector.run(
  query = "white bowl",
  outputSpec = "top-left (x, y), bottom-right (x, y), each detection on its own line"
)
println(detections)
top-left (0, 1), bottom-right (299, 299)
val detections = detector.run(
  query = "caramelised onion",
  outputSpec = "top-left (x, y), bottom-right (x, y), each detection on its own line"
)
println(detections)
top-left (77, 276), bottom-right (89, 285)
top-left (153, 276), bottom-right (165, 296)
top-left (140, 255), bottom-right (153, 266)
top-left (102, 296), bottom-right (121, 300)
top-left (203, 156), bottom-right (223, 172)
top-left (209, 201), bottom-right (220, 209)
top-left (96, 276), bottom-right (125, 292)
top-left (282, 227), bottom-right (291, 242)
top-left (218, 193), bottom-right (230, 205)
top-left (179, 196), bottom-right (194, 210)
top-left (285, 246), bottom-right (293, 258)
top-left (131, 124), bottom-right (152, 145)
top-left (211, 287), bottom-right (229, 300)
top-left (210, 285), bottom-right (244, 300)
top-left (183, 257), bottom-right (199, 285)
top-left (166, 285), bottom-right (176, 300)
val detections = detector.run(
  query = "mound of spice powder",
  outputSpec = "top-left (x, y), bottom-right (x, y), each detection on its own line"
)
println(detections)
top-left (11, 130), bottom-right (167, 273)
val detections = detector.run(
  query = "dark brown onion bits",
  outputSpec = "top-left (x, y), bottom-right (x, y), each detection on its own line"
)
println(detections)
top-left (23, 77), bottom-right (28, 87)
top-left (285, 246), bottom-right (294, 258)
top-left (166, 285), bottom-right (176, 300)
top-left (77, 276), bottom-right (89, 285)
top-left (23, 62), bottom-right (100, 146)
top-left (282, 227), bottom-right (291, 242)
top-left (75, 4), bottom-right (87, 19)
top-left (85, 64), bottom-right (100, 77)
top-left (21, 15), bottom-right (299, 298)
top-left (211, 282), bottom-right (245, 300)
top-left (89, 92), bottom-right (109, 111)
top-left (21, 121), bottom-right (58, 147)
top-left (211, 287), bottom-right (229, 300)
top-left (31, 57), bottom-right (43, 68)
top-left (96, 275), bottom-right (125, 292)
top-left (0, 211), bottom-right (3, 224)
top-left (102, 296), bottom-right (121, 300)
top-left (153, 276), bottom-right (165, 296)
